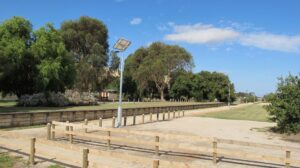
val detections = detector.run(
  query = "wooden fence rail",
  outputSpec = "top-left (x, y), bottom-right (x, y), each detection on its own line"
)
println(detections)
top-left (0, 102), bottom-right (224, 128)
top-left (51, 121), bottom-right (300, 167)
top-left (0, 131), bottom-right (207, 168)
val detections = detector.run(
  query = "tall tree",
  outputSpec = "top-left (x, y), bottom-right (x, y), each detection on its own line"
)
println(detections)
top-left (0, 16), bottom-right (35, 97)
top-left (31, 24), bottom-right (76, 92)
top-left (0, 17), bottom-right (76, 97)
top-left (128, 42), bottom-right (193, 101)
top-left (61, 16), bottom-right (109, 91)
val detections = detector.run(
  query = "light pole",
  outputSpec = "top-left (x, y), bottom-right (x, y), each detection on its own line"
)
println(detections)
top-left (228, 82), bottom-right (231, 106)
top-left (113, 38), bottom-right (131, 128)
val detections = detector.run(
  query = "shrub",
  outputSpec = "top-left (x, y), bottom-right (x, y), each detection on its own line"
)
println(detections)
top-left (18, 92), bottom-right (69, 107)
top-left (266, 74), bottom-right (300, 134)
top-left (18, 90), bottom-right (99, 107)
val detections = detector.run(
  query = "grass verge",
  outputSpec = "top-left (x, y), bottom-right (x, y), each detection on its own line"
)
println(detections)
top-left (0, 152), bottom-right (27, 168)
top-left (199, 103), bottom-right (271, 122)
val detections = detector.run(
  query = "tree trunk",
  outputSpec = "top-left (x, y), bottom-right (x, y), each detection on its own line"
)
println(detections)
top-left (160, 89), bottom-right (165, 101)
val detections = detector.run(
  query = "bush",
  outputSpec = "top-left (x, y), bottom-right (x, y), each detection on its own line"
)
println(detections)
top-left (18, 90), bottom-right (99, 107)
top-left (18, 92), bottom-right (69, 107)
top-left (64, 90), bottom-right (98, 105)
top-left (266, 74), bottom-right (300, 134)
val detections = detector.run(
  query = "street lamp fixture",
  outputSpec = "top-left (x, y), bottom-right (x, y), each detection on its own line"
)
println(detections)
top-left (113, 38), bottom-right (131, 128)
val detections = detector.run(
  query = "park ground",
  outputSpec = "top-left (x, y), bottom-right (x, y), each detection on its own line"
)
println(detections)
top-left (1, 103), bottom-right (300, 168)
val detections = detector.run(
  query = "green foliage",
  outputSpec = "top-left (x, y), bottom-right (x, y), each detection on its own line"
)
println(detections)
top-left (266, 74), bottom-right (300, 134)
top-left (236, 92), bottom-right (257, 103)
top-left (125, 42), bottom-right (193, 101)
top-left (61, 16), bottom-right (109, 92)
top-left (31, 24), bottom-right (76, 92)
top-left (0, 17), bottom-right (75, 97)
top-left (170, 72), bottom-right (194, 100)
top-left (192, 71), bottom-right (236, 102)
top-left (110, 51), bottom-right (120, 71)
top-left (263, 92), bottom-right (275, 102)
top-left (0, 17), bottom-right (36, 97)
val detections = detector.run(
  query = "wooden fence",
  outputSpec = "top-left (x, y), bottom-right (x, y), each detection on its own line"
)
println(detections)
top-left (51, 121), bottom-right (300, 168)
top-left (0, 102), bottom-right (224, 128)
top-left (0, 130), bottom-right (206, 168)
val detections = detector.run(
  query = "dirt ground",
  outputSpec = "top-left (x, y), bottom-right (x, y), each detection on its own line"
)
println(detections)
top-left (1, 103), bottom-right (300, 168)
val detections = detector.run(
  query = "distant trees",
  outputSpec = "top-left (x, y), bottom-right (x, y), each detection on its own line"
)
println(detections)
top-left (125, 42), bottom-right (193, 101)
top-left (263, 93), bottom-right (275, 102)
top-left (192, 71), bottom-right (235, 102)
top-left (0, 16), bottom-right (237, 104)
top-left (266, 74), bottom-right (300, 134)
top-left (236, 92), bottom-right (256, 103)
top-left (0, 17), bottom-right (75, 97)
top-left (170, 71), bottom-right (194, 100)
top-left (61, 16), bottom-right (109, 92)
top-left (170, 71), bottom-right (236, 102)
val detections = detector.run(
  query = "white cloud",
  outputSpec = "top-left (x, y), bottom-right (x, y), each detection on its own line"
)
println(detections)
top-left (164, 23), bottom-right (240, 44)
top-left (240, 33), bottom-right (300, 53)
top-left (164, 22), bottom-right (300, 53)
top-left (130, 17), bottom-right (142, 25)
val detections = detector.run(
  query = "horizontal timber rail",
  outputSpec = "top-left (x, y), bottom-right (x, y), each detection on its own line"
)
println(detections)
top-left (0, 131), bottom-right (206, 168)
top-left (51, 121), bottom-right (300, 167)
top-left (0, 102), bottom-right (225, 128)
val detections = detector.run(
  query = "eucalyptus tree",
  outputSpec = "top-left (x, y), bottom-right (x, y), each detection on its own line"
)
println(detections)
top-left (61, 16), bottom-right (109, 91)
top-left (128, 42), bottom-right (193, 101)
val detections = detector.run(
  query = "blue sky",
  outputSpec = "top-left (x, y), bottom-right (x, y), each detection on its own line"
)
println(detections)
top-left (1, 0), bottom-right (300, 96)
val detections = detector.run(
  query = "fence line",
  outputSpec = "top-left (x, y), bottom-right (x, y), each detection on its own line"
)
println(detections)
top-left (0, 130), bottom-right (207, 168)
top-left (0, 102), bottom-right (224, 127)
top-left (51, 121), bottom-right (300, 167)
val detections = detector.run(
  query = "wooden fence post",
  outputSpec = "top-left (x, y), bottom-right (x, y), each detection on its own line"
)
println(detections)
top-left (173, 111), bottom-right (175, 118)
top-left (112, 116), bottom-right (115, 128)
top-left (107, 131), bottom-right (111, 150)
top-left (168, 111), bottom-right (170, 120)
top-left (142, 114), bottom-right (145, 124)
top-left (51, 124), bottom-right (55, 140)
top-left (133, 113), bottom-right (136, 125)
top-left (183, 110), bottom-right (185, 117)
top-left (153, 159), bottom-right (159, 168)
top-left (84, 119), bottom-right (88, 133)
top-left (212, 140), bottom-right (218, 164)
top-left (156, 112), bottom-right (159, 121)
top-left (29, 138), bottom-right (36, 165)
top-left (69, 126), bottom-right (73, 144)
top-left (163, 112), bottom-right (165, 121)
top-left (124, 116), bottom-right (127, 126)
top-left (285, 150), bottom-right (291, 168)
top-left (82, 148), bottom-right (89, 168)
top-left (155, 136), bottom-right (159, 156)
top-left (47, 123), bottom-right (51, 140)
top-left (66, 121), bottom-right (69, 136)
top-left (99, 117), bottom-right (102, 127)
top-left (150, 113), bottom-right (153, 122)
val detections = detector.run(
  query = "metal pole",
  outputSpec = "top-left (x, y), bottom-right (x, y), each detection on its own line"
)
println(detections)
top-left (117, 53), bottom-right (124, 128)
top-left (228, 83), bottom-right (230, 106)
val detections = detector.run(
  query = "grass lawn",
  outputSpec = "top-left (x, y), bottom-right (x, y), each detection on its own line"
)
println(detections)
top-left (200, 103), bottom-right (271, 122)
top-left (0, 152), bottom-right (27, 168)
top-left (0, 100), bottom-right (206, 113)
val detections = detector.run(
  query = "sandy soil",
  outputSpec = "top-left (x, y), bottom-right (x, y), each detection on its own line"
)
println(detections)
top-left (1, 103), bottom-right (300, 168)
